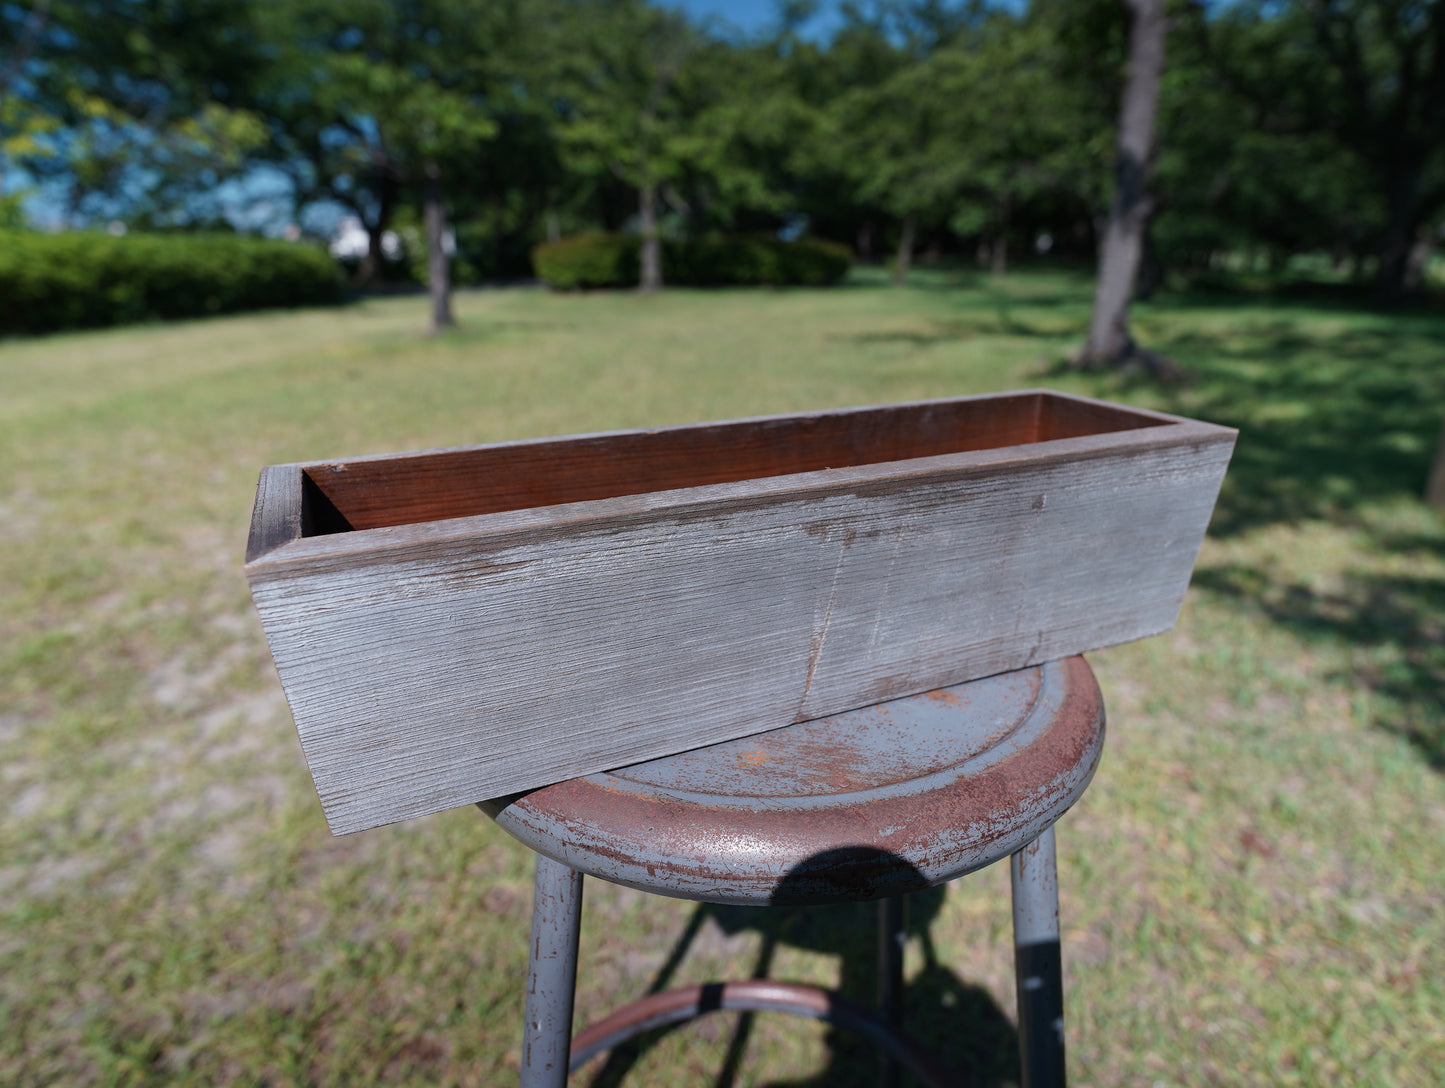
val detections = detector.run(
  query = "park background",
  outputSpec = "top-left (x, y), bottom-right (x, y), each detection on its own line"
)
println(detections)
top-left (2, 1), bottom-right (1443, 1085)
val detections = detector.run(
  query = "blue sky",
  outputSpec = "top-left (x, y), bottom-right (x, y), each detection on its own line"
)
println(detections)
top-left (661, 0), bottom-right (845, 39)
top-left (13, 1), bottom-right (848, 230)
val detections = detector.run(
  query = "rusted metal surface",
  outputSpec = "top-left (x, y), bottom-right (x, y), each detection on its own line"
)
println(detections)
top-left (567, 979), bottom-right (956, 1088)
top-left (484, 657), bottom-right (1105, 906)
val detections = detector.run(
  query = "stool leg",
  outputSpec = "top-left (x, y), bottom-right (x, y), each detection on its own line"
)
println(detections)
top-left (522, 854), bottom-right (583, 1088)
top-left (1011, 827), bottom-right (1066, 1088)
top-left (877, 895), bottom-right (906, 1088)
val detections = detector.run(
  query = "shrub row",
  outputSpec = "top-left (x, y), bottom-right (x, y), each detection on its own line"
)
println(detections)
top-left (532, 232), bottom-right (851, 289)
top-left (0, 231), bottom-right (345, 335)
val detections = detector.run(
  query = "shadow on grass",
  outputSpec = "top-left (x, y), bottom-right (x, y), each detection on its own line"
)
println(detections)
top-left (843, 315), bottom-right (1058, 346)
top-left (1139, 321), bottom-right (1445, 534)
top-left (839, 291), bottom-right (1089, 347)
top-left (1161, 276), bottom-right (1445, 317)
top-left (1104, 304), bottom-right (1445, 771)
top-left (582, 876), bottom-right (1019, 1088)
top-left (1193, 564), bottom-right (1445, 769)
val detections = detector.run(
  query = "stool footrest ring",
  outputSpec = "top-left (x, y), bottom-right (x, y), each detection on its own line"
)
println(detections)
top-left (569, 979), bottom-right (954, 1087)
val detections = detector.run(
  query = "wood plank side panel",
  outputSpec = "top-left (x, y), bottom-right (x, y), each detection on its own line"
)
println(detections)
top-left (248, 433), bottom-right (1234, 834)
top-left (246, 465), bottom-right (304, 562)
top-left (1037, 395), bottom-right (1168, 442)
top-left (301, 394), bottom-right (1079, 532)
top-left (796, 435), bottom-right (1233, 718)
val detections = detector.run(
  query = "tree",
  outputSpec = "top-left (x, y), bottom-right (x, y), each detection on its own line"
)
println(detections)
top-left (1147, 4), bottom-right (1377, 280)
top-left (273, 0), bottom-right (506, 330)
top-left (1200, 0), bottom-right (1445, 303)
top-left (234, 0), bottom-right (407, 284)
top-left (926, 10), bottom-right (1097, 276)
top-left (23, 0), bottom-right (515, 327)
top-left (806, 3), bottom-right (968, 284)
top-left (550, 0), bottom-right (708, 292)
top-left (12, 0), bottom-right (272, 228)
top-left (326, 55), bottom-right (498, 330)
top-left (1428, 414), bottom-right (1445, 509)
top-left (0, 0), bottom-right (54, 222)
top-left (1293, 0), bottom-right (1445, 302)
top-left (664, 34), bottom-right (810, 236)
top-left (785, 11), bottom-right (904, 261)
top-left (1076, 0), bottom-right (1171, 373)
top-left (828, 51), bottom-right (946, 283)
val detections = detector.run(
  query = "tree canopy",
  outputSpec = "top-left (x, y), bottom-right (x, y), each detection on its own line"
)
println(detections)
top-left (2, 0), bottom-right (1442, 305)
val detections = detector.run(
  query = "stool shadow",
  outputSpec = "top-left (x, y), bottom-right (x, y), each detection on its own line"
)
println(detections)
top-left (583, 848), bottom-right (1020, 1088)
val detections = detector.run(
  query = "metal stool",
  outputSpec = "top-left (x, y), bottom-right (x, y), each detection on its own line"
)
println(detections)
top-left (482, 656), bottom-right (1105, 1087)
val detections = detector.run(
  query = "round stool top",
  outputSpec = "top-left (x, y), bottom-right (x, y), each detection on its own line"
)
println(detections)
top-left (483, 656), bottom-right (1104, 906)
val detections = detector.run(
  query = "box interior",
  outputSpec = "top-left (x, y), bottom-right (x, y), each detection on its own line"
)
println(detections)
top-left (299, 392), bottom-right (1170, 536)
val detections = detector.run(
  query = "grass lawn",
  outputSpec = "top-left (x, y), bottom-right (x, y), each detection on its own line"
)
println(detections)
top-left (1, 267), bottom-right (1442, 1087)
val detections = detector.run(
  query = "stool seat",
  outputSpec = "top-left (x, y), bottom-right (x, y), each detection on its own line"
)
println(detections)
top-left (485, 656), bottom-right (1103, 906)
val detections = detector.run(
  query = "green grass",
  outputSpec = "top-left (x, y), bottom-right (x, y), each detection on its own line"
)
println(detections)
top-left (2, 268), bottom-right (1442, 1087)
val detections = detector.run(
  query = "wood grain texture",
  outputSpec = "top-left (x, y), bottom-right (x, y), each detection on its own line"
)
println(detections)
top-left (289, 390), bottom-right (1167, 533)
top-left (245, 465), bottom-right (303, 563)
top-left (245, 391), bottom-right (1236, 834)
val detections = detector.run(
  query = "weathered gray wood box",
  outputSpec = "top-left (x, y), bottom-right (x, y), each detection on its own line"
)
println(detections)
top-left (246, 390), bottom-right (1235, 834)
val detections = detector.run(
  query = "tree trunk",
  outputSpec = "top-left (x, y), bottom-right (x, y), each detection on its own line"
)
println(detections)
top-left (1080, 0), bottom-right (1166, 369)
top-left (638, 182), bottom-right (662, 293)
top-left (990, 232), bottom-right (1007, 276)
top-left (360, 225), bottom-right (385, 287)
top-left (423, 165), bottom-right (455, 334)
top-left (492, 193), bottom-right (505, 281)
top-left (1403, 222), bottom-right (1436, 295)
top-left (1374, 161), bottom-right (1425, 305)
top-left (358, 178), bottom-right (398, 287)
top-left (857, 219), bottom-right (875, 261)
top-left (1427, 415), bottom-right (1445, 510)
top-left (989, 197), bottom-right (1012, 276)
top-left (545, 208), bottom-right (561, 243)
top-left (893, 211), bottom-right (916, 287)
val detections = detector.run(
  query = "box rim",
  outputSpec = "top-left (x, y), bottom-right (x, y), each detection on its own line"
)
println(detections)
top-left (263, 388), bottom-right (1225, 474)
top-left (246, 416), bottom-right (1236, 575)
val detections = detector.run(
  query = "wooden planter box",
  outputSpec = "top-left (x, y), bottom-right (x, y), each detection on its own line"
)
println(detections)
top-left (246, 390), bottom-right (1235, 834)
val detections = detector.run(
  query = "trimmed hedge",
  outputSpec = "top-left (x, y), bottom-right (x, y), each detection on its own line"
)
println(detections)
top-left (531, 232), bottom-right (639, 289)
top-left (0, 231), bottom-right (345, 335)
top-left (532, 232), bottom-right (851, 289)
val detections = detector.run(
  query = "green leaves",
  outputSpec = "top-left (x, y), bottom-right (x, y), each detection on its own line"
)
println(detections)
top-left (7, 0), bottom-right (1438, 300)
top-left (550, 0), bottom-right (702, 192)
top-left (809, 7), bottom-right (1097, 244)
top-left (323, 54), bottom-right (499, 167)
top-left (531, 231), bottom-right (850, 288)
top-left (0, 231), bottom-right (343, 333)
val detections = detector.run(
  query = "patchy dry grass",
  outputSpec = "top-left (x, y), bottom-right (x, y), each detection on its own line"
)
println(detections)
top-left (1, 269), bottom-right (1442, 1086)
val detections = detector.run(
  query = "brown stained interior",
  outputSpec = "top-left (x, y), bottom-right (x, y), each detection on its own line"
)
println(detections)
top-left (301, 392), bottom-right (1169, 535)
